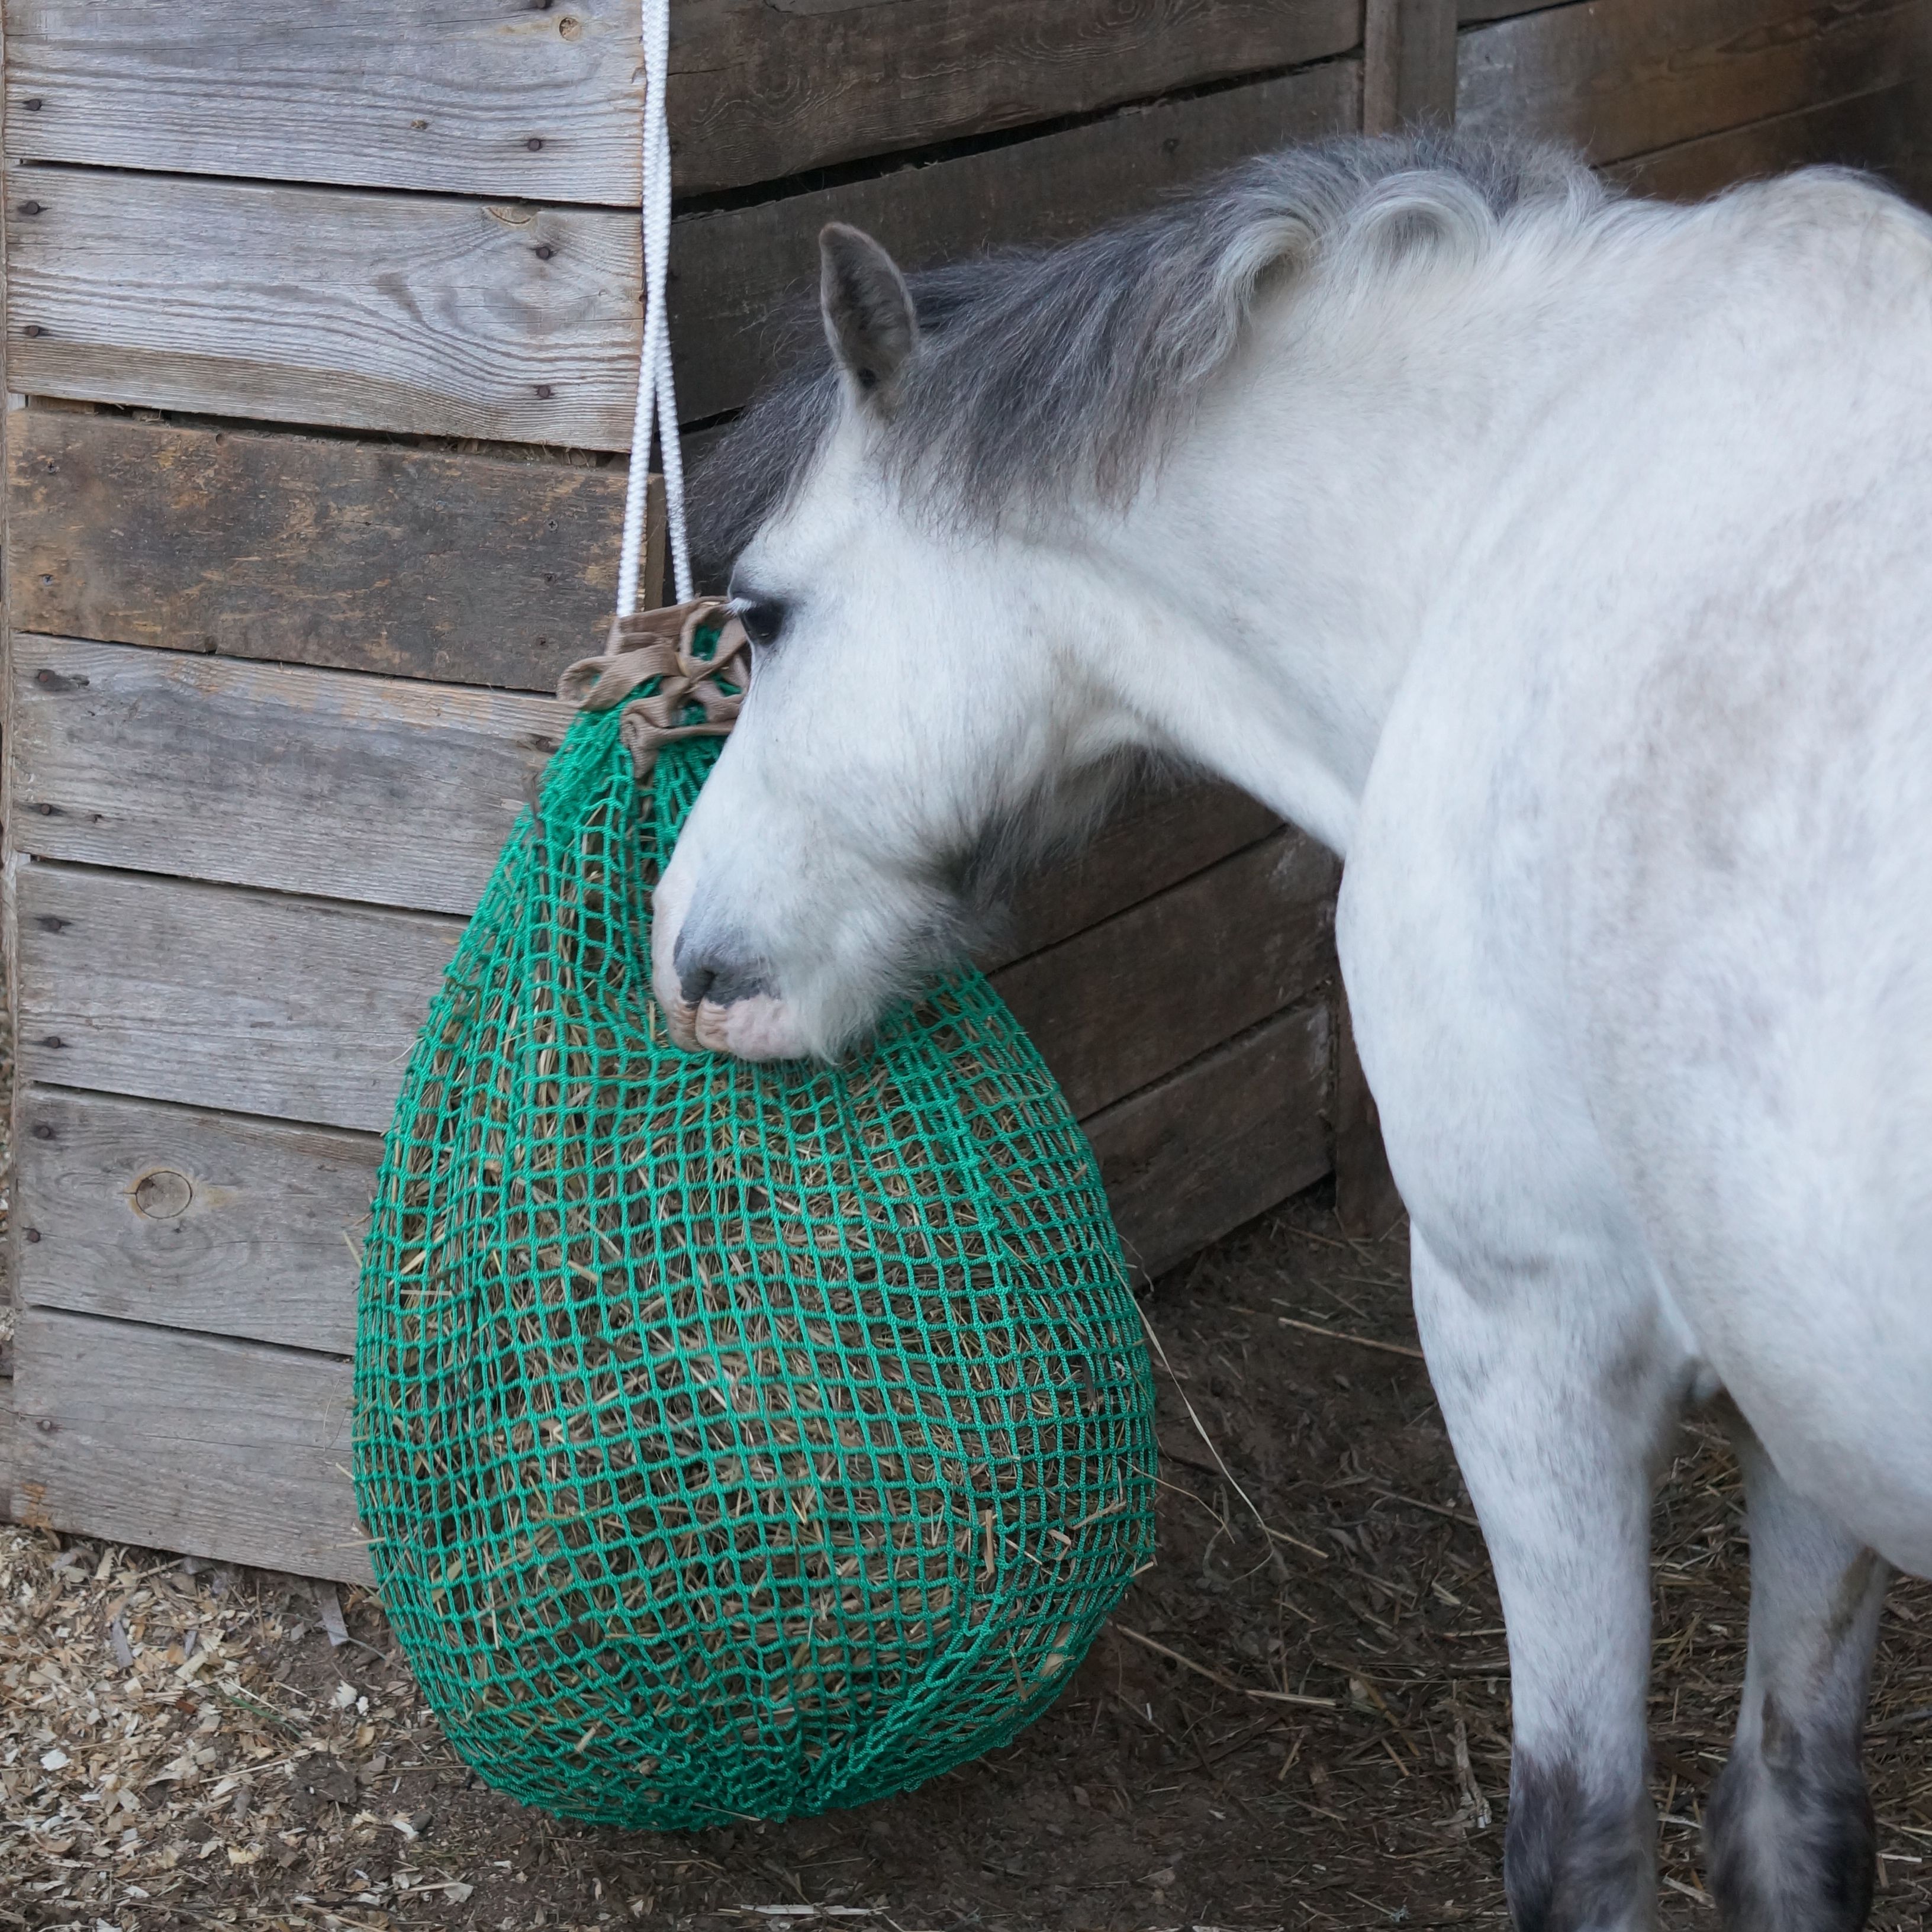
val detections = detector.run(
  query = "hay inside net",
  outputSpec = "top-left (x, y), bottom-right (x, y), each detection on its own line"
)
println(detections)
top-left (354, 680), bottom-right (1156, 1829)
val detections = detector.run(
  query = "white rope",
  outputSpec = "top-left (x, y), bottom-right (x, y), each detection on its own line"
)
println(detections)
top-left (616, 0), bottom-right (690, 616)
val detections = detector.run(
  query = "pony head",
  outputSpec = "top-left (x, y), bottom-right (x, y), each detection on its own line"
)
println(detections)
top-left (652, 223), bottom-right (1152, 1060)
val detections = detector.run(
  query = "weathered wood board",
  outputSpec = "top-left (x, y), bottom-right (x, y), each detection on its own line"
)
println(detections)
top-left (14, 862), bottom-right (467, 1133)
top-left (8, 635), bottom-right (570, 912)
top-left (1364, 0), bottom-right (1458, 134)
top-left (15, 10), bottom-right (1925, 449)
top-left (7, 411), bottom-right (645, 689)
top-left (7, 633), bottom-right (1276, 935)
top-left (9, 978), bottom-right (1330, 1362)
top-left (14, 1089), bottom-right (377, 1357)
top-left (1458, 0), bottom-right (1922, 166)
top-left (12, 820), bottom-right (1332, 1135)
top-left (8, 1306), bottom-right (372, 1585)
top-left (1085, 999), bottom-right (1332, 1280)
top-left (1602, 78), bottom-right (1922, 201)
top-left (7, 169), bottom-right (646, 446)
top-left (995, 831), bottom-right (1339, 1120)
top-left (4, 0), bottom-right (1361, 202)
top-left (7, 60), bottom-right (1359, 440)
top-left (552, 53), bottom-right (1351, 428)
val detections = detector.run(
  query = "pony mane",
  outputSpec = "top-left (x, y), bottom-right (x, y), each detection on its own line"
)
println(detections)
top-left (688, 130), bottom-right (1607, 584)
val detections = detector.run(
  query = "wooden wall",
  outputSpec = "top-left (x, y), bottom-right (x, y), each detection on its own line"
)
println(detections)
top-left (2, 0), bottom-right (1928, 1581)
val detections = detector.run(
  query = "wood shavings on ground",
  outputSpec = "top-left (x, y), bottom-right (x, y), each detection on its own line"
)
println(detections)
top-left (4, 1190), bottom-right (1932, 1929)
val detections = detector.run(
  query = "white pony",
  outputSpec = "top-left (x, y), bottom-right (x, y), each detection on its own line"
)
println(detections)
top-left (653, 134), bottom-right (1932, 1931)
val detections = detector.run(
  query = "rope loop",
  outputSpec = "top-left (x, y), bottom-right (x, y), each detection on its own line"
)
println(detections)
top-left (558, 597), bottom-right (750, 777)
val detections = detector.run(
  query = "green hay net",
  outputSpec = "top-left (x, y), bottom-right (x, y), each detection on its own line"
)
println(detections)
top-left (353, 640), bottom-right (1157, 1830)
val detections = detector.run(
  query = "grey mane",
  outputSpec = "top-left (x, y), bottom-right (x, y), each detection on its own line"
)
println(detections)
top-left (688, 130), bottom-right (1603, 586)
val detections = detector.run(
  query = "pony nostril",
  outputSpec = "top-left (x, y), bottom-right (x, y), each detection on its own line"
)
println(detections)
top-left (672, 932), bottom-right (773, 1010)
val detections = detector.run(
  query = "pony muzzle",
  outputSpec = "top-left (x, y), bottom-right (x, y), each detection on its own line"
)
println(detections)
top-left (652, 896), bottom-right (809, 1062)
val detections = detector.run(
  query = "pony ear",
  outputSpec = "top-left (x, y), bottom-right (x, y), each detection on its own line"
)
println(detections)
top-left (820, 223), bottom-right (919, 412)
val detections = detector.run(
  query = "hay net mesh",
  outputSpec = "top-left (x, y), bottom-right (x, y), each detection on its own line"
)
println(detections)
top-left (354, 665), bottom-right (1157, 1830)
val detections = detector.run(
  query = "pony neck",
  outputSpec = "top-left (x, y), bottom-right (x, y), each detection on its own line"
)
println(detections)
top-left (1076, 264), bottom-right (1568, 858)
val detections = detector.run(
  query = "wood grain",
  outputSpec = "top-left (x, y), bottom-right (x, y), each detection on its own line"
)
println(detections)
top-left (9, 634), bottom-right (1276, 935)
top-left (4, 0), bottom-right (1361, 202)
top-left (7, 992), bottom-right (1343, 1360)
top-left (1458, 0), bottom-right (1921, 167)
top-left (5, 0), bottom-right (646, 203)
top-left (9, 1306), bottom-right (372, 1584)
top-left (14, 860), bottom-right (465, 1133)
top-left (8, 169), bottom-right (645, 445)
top-left (994, 830), bottom-right (1340, 1119)
top-left (9, 633), bottom-right (570, 913)
top-left (1603, 77), bottom-right (1921, 201)
top-left (666, 59), bottom-right (1360, 424)
top-left (1086, 999), bottom-right (1332, 1280)
top-left (8, 62), bottom-right (1358, 437)
top-left (1364, 0), bottom-right (1459, 134)
top-left (14, 817), bottom-right (1335, 1135)
top-left (14, 1088), bottom-right (376, 1357)
top-left (7, 411), bottom-right (649, 690)
top-left (990, 780), bottom-right (1280, 968)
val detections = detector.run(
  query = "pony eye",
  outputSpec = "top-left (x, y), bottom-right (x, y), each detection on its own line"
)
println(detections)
top-left (735, 597), bottom-right (787, 651)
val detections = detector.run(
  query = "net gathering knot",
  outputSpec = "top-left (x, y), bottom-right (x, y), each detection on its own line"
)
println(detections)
top-left (558, 596), bottom-right (751, 776)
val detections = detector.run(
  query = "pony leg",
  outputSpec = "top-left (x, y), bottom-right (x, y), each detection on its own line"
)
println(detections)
top-left (1705, 1414), bottom-right (1889, 1932)
top-left (1411, 1227), bottom-right (1681, 1932)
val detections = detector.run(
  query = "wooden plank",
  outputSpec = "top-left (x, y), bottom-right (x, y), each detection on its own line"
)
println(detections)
top-left (9, 1306), bottom-right (371, 1583)
top-left (1458, 0), bottom-right (1921, 168)
top-left (1087, 998), bottom-right (1332, 1280)
top-left (1364, 0), bottom-right (1459, 134)
top-left (1602, 78), bottom-right (1922, 201)
top-left (668, 59), bottom-right (1360, 426)
top-left (7, 411), bottom-right (650, 690)
top-left (15, 861), bottom-right (465, 1134)
top-left (14, 1089), bottom-right (375, 1357)
top-left (991, 781), bottom-right (1279, 967)
top-left (15, 815), bottom-right (1335, 1134)
top-left (8, 635), bottom-right (1271, 933)
top-left (4, 0), bottom-right (1363, 203)
top-left (7, 994), bottom-right (1334, 1361)
top-left (9, 634), bottom-right (570, 913)
top-left (992, 830), bottom-right (1339, 1119)
top-left (7, 62), bottom-right (1358, 437)
top-left (8, 170), bottom-right (645, 446)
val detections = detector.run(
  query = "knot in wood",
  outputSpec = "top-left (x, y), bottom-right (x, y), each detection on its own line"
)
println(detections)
top-left (557, 597), bottom-right (751, 778)
top-left (134, 1169), bottom-right (194, 1219)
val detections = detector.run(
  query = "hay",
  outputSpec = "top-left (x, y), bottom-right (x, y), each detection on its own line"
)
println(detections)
top-left (353, 704), bottom-right (1155, 1830)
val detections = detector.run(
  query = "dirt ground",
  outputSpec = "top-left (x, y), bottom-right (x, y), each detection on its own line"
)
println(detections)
top-left (7, 1180), bottom-right (1932, 1932)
